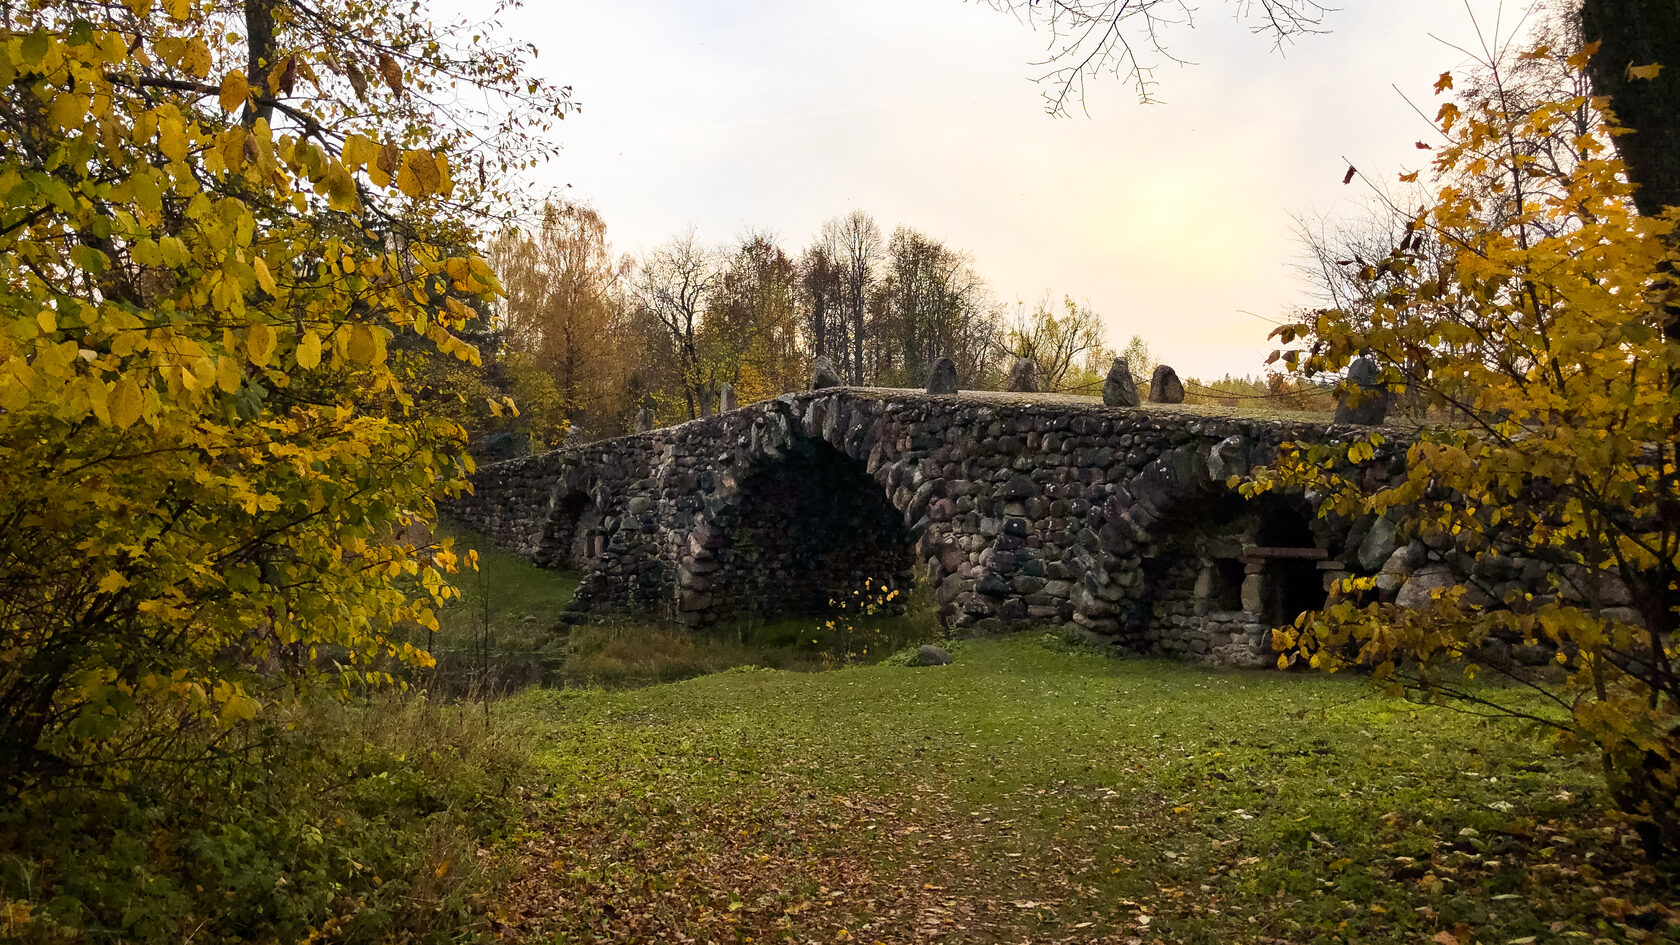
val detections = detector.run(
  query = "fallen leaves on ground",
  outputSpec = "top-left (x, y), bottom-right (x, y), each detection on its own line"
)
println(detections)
top-left (489, 639), bottom-right (1680, 943)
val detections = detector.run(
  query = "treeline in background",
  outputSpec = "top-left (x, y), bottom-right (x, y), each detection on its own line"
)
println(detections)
top-left (435, 204), bottom-right (1331, 454)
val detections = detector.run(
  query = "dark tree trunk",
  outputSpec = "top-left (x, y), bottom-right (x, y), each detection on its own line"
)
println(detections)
top-left (1580, 0), bottom-right (1680, 217)
top-left (1578, 4), bottom-right (1680, 858)
top-left (244, 0), bottom-right (276, 126)
top-left (1582, 0), bottom-right (1680, 372)
top-left (852, 310), bottom-right (864, 385)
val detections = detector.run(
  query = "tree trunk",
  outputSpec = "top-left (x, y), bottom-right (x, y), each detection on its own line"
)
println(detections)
top-left (1580, 0), bottom-right (1680, 217)
top-left (1581, 0), bottom-right (1680, 380)
top-left (851, 303), bottom-right (864, 386)
top-left (244, 0), bottom-right (277, 126)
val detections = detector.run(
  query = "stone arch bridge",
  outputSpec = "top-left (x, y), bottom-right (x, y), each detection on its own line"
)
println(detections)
top-left (446, 389), bottom-right (1413, 667)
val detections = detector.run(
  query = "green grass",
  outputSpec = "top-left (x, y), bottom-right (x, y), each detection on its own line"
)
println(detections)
top-left (421, 524), bottom-right (1672, 941)
top-left (433, 518), bottom-right (944, 690)
top-left (492, 635), bottom-right (1675, 944)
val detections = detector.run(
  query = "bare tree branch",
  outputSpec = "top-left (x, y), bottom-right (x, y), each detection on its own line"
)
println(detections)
top-left (977, 0), bottom-right (1333, 113)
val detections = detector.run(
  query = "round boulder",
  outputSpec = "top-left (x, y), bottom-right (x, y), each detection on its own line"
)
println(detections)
top-left (908, 644), bottom-right (953, 667)
top-left (927, 356), bottom-right (959, 394)
top-left (1006, 358), bottom-right (1040, 393)
top-left (1148, 365), bottom-right (1185, 404)
top-left (811, 357), bottom-right (842, 390)
top-left (1334, 356), bottom-right (1390, 425)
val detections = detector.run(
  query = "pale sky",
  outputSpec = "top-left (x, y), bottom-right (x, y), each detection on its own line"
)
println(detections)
top-left (476, 0), bottom-right (1534, 379)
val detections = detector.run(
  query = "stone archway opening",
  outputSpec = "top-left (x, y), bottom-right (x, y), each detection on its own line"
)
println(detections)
top-left (1128, 488), bottom-right (1332, 666)
top-left (712, 437), bottom-right (915, 621)
top-left (1131, 487), bottom-right (1257, 661)
top-left (538, 491), bottom-right (603, 572)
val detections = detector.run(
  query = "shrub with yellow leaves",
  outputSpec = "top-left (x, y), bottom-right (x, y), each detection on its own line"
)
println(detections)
top-left (0, 0), bottom-right (571, 790)
top-left (822, 577), bottom-right (906, 665)
top-left (1254, 40), bottom-right (1680, 852)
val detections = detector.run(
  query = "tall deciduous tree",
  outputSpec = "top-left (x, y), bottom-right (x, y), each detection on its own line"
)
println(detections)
top-left (705, 233), bottom-right (805, 403)
top-left (875, 227), bottom-right (997, 387)
top-left (1006, 295), bottom-right (1105, 391)
top-left (820, 211), bottom-right (882, 385)
top-left (0, 0), bottom-right (569, 788)
top-left (634, 230), bottom-right (723, 420)
top-left (799, 241), bottom-right (845, 368)
top-left (491, 200), bottom-right (628, 441)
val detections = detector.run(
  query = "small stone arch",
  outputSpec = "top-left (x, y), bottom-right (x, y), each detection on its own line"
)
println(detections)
top-left (675, 431), bottom-right (917, 626)
top-left (536, 484), bottom-right (604, 572)
top-left (1100, 439), bottom-right (1334, 665)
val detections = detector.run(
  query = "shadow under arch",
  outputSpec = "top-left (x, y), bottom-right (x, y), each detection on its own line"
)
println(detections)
top-left (537, 488), bottom-right (604, 572)
top-left (702, 434), bottom-right (916, 623)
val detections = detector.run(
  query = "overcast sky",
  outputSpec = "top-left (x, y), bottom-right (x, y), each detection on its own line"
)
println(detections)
top-left (476, 0), bottom-right (1537, 379)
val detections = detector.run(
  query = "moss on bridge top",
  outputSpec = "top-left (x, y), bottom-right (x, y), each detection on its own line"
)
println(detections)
top-left (840, 387), bottom-right (1341, 425)
top-left (860, 386), bottom-right (1330, 423)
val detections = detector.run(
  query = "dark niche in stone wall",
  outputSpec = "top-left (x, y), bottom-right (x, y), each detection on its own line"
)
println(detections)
top-left (713, 437), bottom-right (915, 620)
top-left (1254, 492), bottom-right (1317, 549)
top-left (1128, 487), bottom-right (1333, 666)
top-left (1209, 558), bottom-right (1246, 612)
top-left (538, 491), bottom-right (603, 571)
top-left (1249, 493), bottom-right (1329, 629)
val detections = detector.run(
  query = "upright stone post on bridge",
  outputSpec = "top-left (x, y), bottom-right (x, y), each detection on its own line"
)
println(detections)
top-left (1149, 364), bottom-right (1185, 404)
top-left (927, 357), bottom-right (959, 394)
top-left (810, 357), bottom-right (842, 390)
top-left (634, 406), bottom-right (652, 433)
top-left (1334, 356), bottom-right (1390, 425)
top-left (1006, 358), bottom-right (1040, 393)
top-left (719, 382), bottom-right (737, 413)
top-left (1103, 357), bottom-right (1139, 407)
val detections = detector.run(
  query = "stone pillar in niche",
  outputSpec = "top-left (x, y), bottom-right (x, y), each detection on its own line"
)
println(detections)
top-left (1241, 560), bottom-right (1265, 615)
top-left (1192, 563), bottom-right (1215, 617)
top-left (1319, 561), bottom-right (1350, 603)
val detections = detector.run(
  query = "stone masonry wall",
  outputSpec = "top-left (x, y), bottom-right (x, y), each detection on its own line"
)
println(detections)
top-left (445, 389), bottom-right (1443, 665)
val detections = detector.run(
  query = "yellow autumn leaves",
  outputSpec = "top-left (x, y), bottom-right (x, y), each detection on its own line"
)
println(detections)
top-left (1254, 39), bottom-right (1680, 836)
top-left (0, 0), bottom-right (509, 770)
top-left (342, 132), bottom-right (453, 198)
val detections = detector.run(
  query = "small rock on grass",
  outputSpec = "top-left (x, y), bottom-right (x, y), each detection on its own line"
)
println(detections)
top-left (908, 644), bottom-right (952, 667)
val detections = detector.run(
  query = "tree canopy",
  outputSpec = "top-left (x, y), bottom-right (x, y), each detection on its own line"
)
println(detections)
top-left (0, 0), bottom-right (570, 787)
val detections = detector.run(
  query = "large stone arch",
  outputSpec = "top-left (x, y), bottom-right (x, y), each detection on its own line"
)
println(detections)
top-left (674, 419), bottom-right (918, 627)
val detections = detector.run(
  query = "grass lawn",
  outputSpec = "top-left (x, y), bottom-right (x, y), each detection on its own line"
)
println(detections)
top-left (493, 636), bottom-right (1676, 944)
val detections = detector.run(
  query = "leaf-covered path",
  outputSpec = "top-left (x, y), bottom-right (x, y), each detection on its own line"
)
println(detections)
top-left (494, 638), bottom-right (1674, 944)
